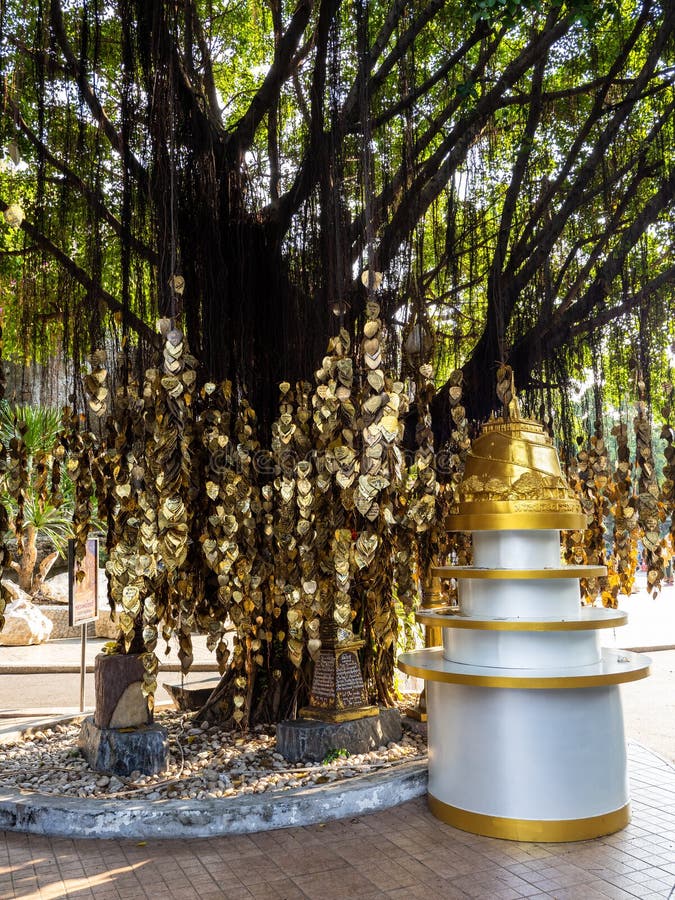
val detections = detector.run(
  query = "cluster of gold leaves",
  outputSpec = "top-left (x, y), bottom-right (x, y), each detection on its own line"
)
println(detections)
top-left (634, 391), bottom-right (666, 596)
top-left (496, 364), bottom-right (515, 411)
top-left (197, 377), bottom-right (235, 670)
top-left (562, 377), bottom-right (675, 606)
top-left (312, 327), bottom-right (360, 643)
top-left (294, 385), bottom-right (321, 663)
top-left (271, 382), bottom-right (305, 669)
top-left (609, 421), bottom-right (639, 596)
top-left (565, 428), bottom-right (619, 607)
top-left (198, 380), bottom-right (256, 721)
top-left (444, 370), bottom-right (472, 601)
top-left (8, 319), bottom-right (674, 725)
top-left (154, 324), bottom-right (197, 679)
top-left (102, 384), bottom-right (158, 689)
top-left (66, 411), bottom-right (96, 575)
top-left (394, 360), bottom-right (436, 615)
top-left (661, 383), bottom-right (675, 561)
top-left (85, 350), bottom-right (109, 418)
top-left (356, 301), bottom-right (408, 703)
top-left (225, 401), bottom-right (270, 723)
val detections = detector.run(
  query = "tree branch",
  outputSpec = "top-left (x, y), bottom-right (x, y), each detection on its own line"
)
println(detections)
top-left (0, 199), bottom-right (161, 351)
top-left (567, 264), bottom-right (675, 339)
top-left (350, 27), bottom-right (505, 257)
top-left (229, 0), bottom-right (314, 157)
top-left (49, 0), bottom-right (149, 192)
top-left (509, 167), bottom-right (675, 371)
top-left (267, 0), bottom-right (338, 231)
top-left (339, 0), bottom-right (408, 127)
top-left (369, 23), bottom-right (487, 130)
top-left (507, 0), bottom-right (658, 273)
top-left (9, 100), bottom-right (157, 265)
top-left (366, 0), bottom-right (447, 102)
top-left (188, 0), bottom-right (221, 122)
top-left (493, 39), bottom-right (548, 277)
top-left (376, 12), bottom-right (571, 273)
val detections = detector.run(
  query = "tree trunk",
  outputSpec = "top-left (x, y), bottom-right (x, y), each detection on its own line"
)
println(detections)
top-left (16, 525), bottom-right (38, 595)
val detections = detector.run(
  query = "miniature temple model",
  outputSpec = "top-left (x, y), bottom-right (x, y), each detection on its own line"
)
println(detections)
top-left (398, 379), bottom-right (651, 842)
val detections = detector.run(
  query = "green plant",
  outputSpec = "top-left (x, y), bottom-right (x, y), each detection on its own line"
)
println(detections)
top-left (2, 484), bottom-right (73, 593)
top-left (0, 401), bottom-right (62, 454)
top-left (0, 402), bottom-right (74, 593)
top-left (322, 748), bottom-right (351, 764)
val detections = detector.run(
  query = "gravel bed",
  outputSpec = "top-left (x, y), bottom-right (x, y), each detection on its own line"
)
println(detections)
top-left (0, 711), bottom-right (427, 801)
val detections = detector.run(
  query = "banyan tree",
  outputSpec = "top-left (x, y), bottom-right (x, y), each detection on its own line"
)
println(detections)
top-left (0, 1), bottom-right (674, 723)
top-left (1, 0), bottom-right (673, 423)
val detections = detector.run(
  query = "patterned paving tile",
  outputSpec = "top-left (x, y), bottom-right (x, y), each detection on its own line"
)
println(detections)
top-left (0, 743), bottom-right (674, 899)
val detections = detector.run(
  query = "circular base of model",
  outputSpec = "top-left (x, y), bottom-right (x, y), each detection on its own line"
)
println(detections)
top-left (427, 795), bottom-right (630, 842)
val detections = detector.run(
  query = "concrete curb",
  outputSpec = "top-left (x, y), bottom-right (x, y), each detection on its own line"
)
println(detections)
top-left (0, 759), bottom-right (427, 839)
top-left (0, 664), bottom-right (219, 675)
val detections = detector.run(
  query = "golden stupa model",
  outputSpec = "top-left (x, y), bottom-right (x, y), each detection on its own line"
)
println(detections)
top-left (399, 380), bottom-right (650, 842)
top-left (448, 392), bottom-right (586, 531)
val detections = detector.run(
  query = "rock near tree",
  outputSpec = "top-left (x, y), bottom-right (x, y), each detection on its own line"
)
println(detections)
top-left (0, 590), bottom-right (53, 645)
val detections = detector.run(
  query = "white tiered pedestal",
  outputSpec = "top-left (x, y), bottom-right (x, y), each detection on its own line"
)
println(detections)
top-left (398, 530), bottom-right (651, 842)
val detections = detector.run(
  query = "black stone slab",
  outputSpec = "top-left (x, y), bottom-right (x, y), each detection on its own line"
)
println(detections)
top-left (276, 707), bottom-right (402, 763)
top-left (78, 716), bottom-right (169, 776)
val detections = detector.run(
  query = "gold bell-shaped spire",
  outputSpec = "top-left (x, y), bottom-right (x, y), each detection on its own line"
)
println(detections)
top-left (447, 367), bottom-right (586, 531)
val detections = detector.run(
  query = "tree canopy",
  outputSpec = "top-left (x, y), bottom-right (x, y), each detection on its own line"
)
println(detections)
top-left (0, 0), bottom-right (673, 434)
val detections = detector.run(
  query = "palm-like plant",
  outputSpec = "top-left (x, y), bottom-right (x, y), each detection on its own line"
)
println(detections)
top-left (0, 401), bottom-right (74, 595)
top-left (0, 401), bottom-right (63, 451)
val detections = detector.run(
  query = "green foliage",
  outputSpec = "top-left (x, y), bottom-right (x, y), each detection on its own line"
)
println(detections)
top-left (322, 747), bottom-right (351, 764)
top-left (0, 402), bottom-right (63, 456)
top-left (469, 0), bottom-right (618, 27)
top-left (2, 488), bottom-right (72, 556)
top-left (0, 0), bottom-right (672, 439)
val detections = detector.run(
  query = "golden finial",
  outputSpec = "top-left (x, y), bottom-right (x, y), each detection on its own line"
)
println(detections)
top-left (496, 364), bottom-right (521, 420)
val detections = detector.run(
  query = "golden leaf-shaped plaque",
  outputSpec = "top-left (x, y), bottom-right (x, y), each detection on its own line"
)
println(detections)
top-left (3, 203), bottom-right (24, 227)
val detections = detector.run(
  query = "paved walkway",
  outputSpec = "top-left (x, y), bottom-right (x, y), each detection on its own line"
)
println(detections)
top-left (0, 583), bottom-right (674, 898)
top-left (0, 742), bottom-right (674, 899)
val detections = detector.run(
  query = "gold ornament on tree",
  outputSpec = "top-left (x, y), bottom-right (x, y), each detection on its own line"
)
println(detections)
top-left (634, 376), bottom-right (666, 596)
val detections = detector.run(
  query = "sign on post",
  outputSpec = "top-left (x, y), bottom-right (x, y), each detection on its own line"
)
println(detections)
top-left (68, 537), bottom-right (99, 712)
top-left (68, 537), bottom-right (99, 627)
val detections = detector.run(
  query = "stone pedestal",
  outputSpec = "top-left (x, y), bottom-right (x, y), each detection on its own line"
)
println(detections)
top-left (163, 677), bottom-right (221, 711)
top-left (94, 653), bottom-right (150, 729)
top-left (277, 707), bottom-right (402, 762)
top-left (79, 717), bottom-right (168, 776)
top-left (79, 652), bottom-right (167, 776)
top-left (300, 622), bottom-right (377, 723)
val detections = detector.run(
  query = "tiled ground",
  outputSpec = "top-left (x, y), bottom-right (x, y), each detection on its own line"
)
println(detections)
top-left (1, 743), bottom-right (673, 900)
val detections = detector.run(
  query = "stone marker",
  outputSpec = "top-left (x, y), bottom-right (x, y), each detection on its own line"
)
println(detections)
top-left (277, 707), bottom-right (402, 762)
top-left (79, 718), bottom-right (169, 777)
top-left (79, 652), bottom-right (168, 776)
top-left (94, 653), bottom-right (150, 729)
top-left (300, 621), bottom-right (378, 722)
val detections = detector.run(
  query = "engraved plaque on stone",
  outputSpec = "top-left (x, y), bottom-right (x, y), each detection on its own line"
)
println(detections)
top-left (335, 649), bottom-right (368, 708)
top-left (301, 624), bottom-right (378, 722)
top-left (308, 650), bottom-right (337, 709)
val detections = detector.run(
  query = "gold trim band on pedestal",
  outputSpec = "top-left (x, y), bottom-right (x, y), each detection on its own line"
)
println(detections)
top-left (298, 705), bottom-right (379, 722)
top-left (427, 794), bottom-right (630, 842)
top-left (397, 658), bottom-right (651, 689)
top-left (445, 512), bottom-right (587, 531)
top-left (415, 609), bottom-right (628, 631)
top-left (432, 565), bottom-right (607, 580)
